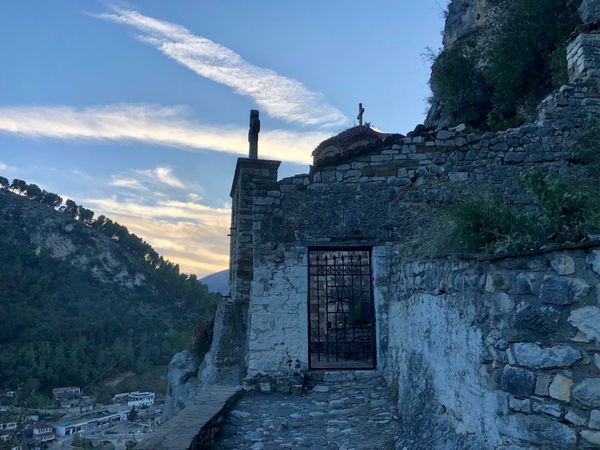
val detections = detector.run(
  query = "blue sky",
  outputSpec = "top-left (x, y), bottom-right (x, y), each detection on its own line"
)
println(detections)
top-left (0, 1), bottom-right (446, 276)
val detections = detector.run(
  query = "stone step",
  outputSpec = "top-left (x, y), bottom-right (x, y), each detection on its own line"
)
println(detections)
top-left (306, 369), bottom-right (382, 384)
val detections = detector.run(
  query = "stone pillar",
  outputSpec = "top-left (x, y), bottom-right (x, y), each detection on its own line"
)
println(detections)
top-left (567, 32), bottom-right (600, 83)
top-left (204, 158), bottom-right (280, 385)
top-left (568, 1), bottom-right (600, 84)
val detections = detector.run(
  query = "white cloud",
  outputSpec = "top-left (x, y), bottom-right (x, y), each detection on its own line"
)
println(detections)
top-left (140, 166), bottom-right (185, 189)
top-left (0, 104), bottom-right (329, 164)
top-left (0, 161), bottom-right (7, 172)
top-left (109, 177), bottom-right (148, 191)
top-left (95, 6), bottom-right (347, 128)
top-left (84, 195), bottom-right (231, 276)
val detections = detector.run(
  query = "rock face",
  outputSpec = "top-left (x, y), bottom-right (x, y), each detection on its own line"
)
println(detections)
top-left (162, 351), bottom-right (202, 422)
top-left (443, 0), bottom-right (491, 47)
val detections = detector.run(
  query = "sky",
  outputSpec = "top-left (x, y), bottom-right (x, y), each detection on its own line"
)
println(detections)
top-left (0, 1), bottom-right (446, 277)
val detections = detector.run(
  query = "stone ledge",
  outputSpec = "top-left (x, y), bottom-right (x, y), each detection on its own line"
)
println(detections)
top-left (137, 385), bottom-right (242, 450)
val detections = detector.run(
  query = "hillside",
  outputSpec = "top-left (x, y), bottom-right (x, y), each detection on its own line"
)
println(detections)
top-left (0, 178), bottom-right (219, 403)
top-left (200, 269), bottom-right (229, 295)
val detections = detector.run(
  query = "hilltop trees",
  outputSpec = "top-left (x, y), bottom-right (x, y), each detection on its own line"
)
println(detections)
top-left (0, 177), bottom-right (220, 397)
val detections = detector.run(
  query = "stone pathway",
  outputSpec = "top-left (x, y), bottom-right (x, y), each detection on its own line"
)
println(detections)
top-left (213, 371), bottom-right (400, 450)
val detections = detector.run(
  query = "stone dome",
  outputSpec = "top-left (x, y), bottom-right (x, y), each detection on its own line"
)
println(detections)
top-left (312, 126), bottom-right (388, 166)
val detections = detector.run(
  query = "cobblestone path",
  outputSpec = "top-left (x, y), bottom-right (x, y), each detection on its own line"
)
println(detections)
top-left (213, 371), bottom-right (400, 450)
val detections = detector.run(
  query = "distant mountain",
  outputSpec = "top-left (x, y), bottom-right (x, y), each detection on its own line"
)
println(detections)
top-left (201, 269), bottom-right (229, 295)
top-left (0, 177), bottom-right (219, 402)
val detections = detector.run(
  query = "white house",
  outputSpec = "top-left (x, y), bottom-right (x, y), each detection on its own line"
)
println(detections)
top-left (127, 392), bottom-right (155, 408)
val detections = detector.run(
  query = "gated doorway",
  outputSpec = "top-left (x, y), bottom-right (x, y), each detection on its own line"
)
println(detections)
top-left (308, 247), bottom-right (376, 369)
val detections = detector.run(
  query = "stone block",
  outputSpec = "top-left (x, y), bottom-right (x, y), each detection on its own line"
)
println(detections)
top-left (565, 409), bottom-right (588, 426)
top-left (502, 413), bottom-right (576, 447)
top-left (590, 410), bottom-right (600, 429)
top-left (549, 374), bottom-right (574, 402)
top-left (569, 306), bottom-right (600, 342)
top-left (515, 273), bottom-right (535, 295)
top-left (581, 430), bottom-right (600, 447)
top-left (535, 373), bottom-right (552, 396)
top-left (514, 302), bottom-right (561, 334)
top-left (509, 396), bottom-right (532, 413)
top-left (551, 256), bottom-right (575, 275)
top-left (573, 379), bottom-right (600, 408)
top-left (532, 400), bottom-right (562, 418)
top-left (501, 365), bottom-right (535, 396)
top-left (588, 250), bottom-right (600, 275)
top-left (540, 276), bottom-right (590, 305)
top-left (512, 343), bottom-right (582, 369)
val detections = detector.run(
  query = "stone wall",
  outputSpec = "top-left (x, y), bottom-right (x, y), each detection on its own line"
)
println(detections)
top-left (386, 247), bottom-right (600, 448)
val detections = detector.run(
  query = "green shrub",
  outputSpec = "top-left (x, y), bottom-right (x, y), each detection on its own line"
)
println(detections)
top-left (447, 195), bottom-right (538, 253)
top-left (448, 170), bottom-right (600, 253)
top-left (430, 0), bottom-right (580, 130)
top-left (573, 115), bottom-right (600, 177)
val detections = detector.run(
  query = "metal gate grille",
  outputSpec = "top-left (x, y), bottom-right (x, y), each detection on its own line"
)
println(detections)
top-left (308, 248), bottom-right (375, 369)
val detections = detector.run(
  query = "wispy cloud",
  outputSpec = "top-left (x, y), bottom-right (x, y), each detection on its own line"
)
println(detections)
top-left (0, 161), bottom-right (8, 172)
top-left (0, 104), bottom-right (330, 164)
top-left (109, 177), bottom-right (148, 191)
top-left (140, 166), bottom-right (185, 189)
top-left (95, 6), bottom-right (347, 128)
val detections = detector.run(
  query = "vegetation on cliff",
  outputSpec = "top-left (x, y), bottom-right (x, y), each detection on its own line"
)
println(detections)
top-left (0, 178), bottom-right (219, 403)
top-left (430, 0), bottom-right (581, 130)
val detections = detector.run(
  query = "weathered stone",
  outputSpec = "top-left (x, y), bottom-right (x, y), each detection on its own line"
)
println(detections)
top-left (502, 413), bottom-right (576, 447)
top-left (535, 373), bottom-right (552, 396)
top-left (590, 410), bottom-right (600, 429)
top-left (568, 306), bottom-right (600, 342)
top-left (549, 374), bottom-right (574, 402)
top-left (551, 256), bottom-right (575, 275)
top-left (595, 353), bottom-right (600, 370)
top-left (540, 276), bottom-right (591, 305)
top-left (565, 409), bottom-right (588, 426)
top-left (581, 430), bottom-right (600, 446)
top-left (514, 302), bottom-right (561, 334)
top-left (501, 365), bottom-right (535, 396)
top-left (495, 293), bottom-right (515, 314)
top-left (512, 343), bottom-right (582, 369)
top-left (573, 379), bottom-right (600, 408)
top-left (509, 396), bottom-right (531, 413)
top-left (515, 273), bottom-right (535, 295)
top-left (587, 250), bottom-right (600, 275)
top-left (532, 400), bottom-right (562, 418)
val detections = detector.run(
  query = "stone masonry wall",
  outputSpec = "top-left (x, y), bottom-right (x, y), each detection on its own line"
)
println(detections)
top-left (386, 247), bottom-right (600, 449)
top-left (231, 30), bottom-right (600, 447)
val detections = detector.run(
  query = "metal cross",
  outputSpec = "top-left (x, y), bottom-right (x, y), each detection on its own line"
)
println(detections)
top-left (357, 103), bottom-right (365, 126)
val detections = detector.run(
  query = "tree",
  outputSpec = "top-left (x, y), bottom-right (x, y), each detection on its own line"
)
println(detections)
top-left (78, 206), bottom-right (94, 225)
top-left (0, 176), bottom-right (8, 188)
top-left (63, 199), bottom-right (78, 218)
top-left (10, 178), bottom-right (27, 193)
top-left (41, 191), bottom-right (63, 208)
top-left (25, 183), bottom-right (43, 200)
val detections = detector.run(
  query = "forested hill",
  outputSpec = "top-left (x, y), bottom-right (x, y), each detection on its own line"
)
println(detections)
top-left (0, 177), bottom-right (219, 403)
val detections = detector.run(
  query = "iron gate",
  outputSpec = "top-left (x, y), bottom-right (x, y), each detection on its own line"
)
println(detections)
top-left (308, 248), bottom-right (375, 369)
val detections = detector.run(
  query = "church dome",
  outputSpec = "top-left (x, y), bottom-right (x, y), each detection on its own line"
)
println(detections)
top-left (312, 125), bottom-right (388, 166)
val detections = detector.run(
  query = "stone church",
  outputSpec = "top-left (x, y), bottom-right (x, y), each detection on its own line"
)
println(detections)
top-left (168, 3), bottom-right (600, 448)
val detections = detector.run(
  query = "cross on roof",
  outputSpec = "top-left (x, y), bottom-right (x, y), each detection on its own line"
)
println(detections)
top-left (357, 103), bottom-right (365, 126)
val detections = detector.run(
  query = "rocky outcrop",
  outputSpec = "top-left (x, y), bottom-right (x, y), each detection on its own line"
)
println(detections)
top-left (443, 0), bottom-right (491, 47)
top-left (162, 351), bottom-right (203, 422)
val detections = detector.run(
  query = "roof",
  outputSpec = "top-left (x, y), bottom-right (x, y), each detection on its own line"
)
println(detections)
top-left (312, 125), bottom-right (398, 167)
top-left (32, 422), bottom-right (52, 429)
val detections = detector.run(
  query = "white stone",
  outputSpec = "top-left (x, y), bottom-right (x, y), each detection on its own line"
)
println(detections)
top-left (568, 306), bottom-right (600, 342)
top-left (549, 374), bottom-right (574, 402)
top-left (551, 256), bottom-right (575, 275)
top-left (512, 343), bottom-right (582, 369)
